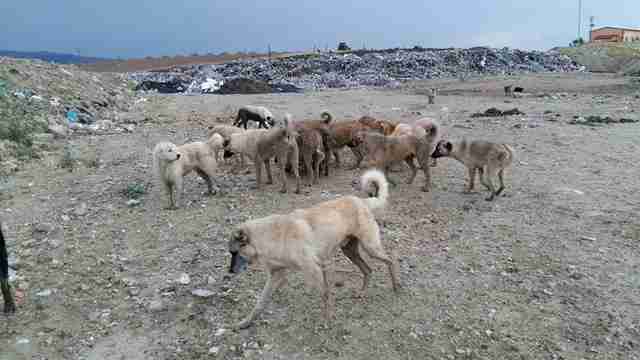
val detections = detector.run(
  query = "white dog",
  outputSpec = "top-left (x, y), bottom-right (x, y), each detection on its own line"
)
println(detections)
top-left (152, 133), bottom-right (224, 209)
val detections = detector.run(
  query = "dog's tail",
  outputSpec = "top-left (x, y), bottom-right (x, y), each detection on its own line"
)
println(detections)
top-left (501, 144), bottom-right (515, 165)
top-left (320, 111), bottom-right (333, 124)
top-left (151, 142), bottom-right (171, 180)
top-left (361, 169), bottom-right (389, 212)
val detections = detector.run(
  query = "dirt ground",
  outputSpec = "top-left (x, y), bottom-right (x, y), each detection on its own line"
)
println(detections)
top-left (1, 73), bottom-right (640, 360)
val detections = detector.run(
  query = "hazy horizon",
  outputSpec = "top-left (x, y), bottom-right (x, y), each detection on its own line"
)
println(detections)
top-left (1, 1), bottom-right (639, 59)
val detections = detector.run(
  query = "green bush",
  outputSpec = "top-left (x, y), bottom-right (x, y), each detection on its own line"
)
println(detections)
top-left (0, 95), bottom-right (47, 160)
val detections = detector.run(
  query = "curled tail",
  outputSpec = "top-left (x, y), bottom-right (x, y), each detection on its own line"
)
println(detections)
top-left (320, 111), bottom-right (333, 124)
top-left (360, 169), bottom-right (389, 212)
top-left (502, 144), bottom-right (515, 165)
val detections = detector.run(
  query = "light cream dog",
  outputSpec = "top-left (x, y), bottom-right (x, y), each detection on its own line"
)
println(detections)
top-left (152, 133), bottom-right (224, 209)
top-left (208, 124), bottom-right (246, 166)
top-left (227, 169), bottom-right (400, 329)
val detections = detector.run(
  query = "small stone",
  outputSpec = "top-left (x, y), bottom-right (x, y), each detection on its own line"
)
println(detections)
top-left (209, 346), bottom-right (220, 354)
top-left (177, 273), bottom-right (191, 285)
top-left (73, 203), bottom-right (88, 217)
top-left (215, 328), bottom-right (226, 337)
top-left (34, 223), bottom-right (54, 234)
top-left (61, 215), bottom-right (70, 222)
top-left (127, 199), bottom-right (140, 207)
top-left (191, 288), bottom-right (215, 298)
top-left (148, 299), bottom-right (165, 312)
top-left (36, 289), bottom-right (53, 297)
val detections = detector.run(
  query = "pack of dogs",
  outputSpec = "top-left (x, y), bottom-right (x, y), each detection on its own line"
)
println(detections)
top-left (1, 104), bottom-right (515, 330)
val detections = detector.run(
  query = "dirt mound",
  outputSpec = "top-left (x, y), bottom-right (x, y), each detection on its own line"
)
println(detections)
top-left (561, 43), bottom-right (640, 73)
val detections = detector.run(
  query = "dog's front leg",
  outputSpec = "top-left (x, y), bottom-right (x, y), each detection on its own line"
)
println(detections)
top-left (465, 167), bottom-right (477, 193)
top-left (236, 270), bottom-right (285, 329)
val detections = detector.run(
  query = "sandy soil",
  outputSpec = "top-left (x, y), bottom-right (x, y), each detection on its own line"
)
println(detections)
top-left (1, 72), bottom-right (639, 360)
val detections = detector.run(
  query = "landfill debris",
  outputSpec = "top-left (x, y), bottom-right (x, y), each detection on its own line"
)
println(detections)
top-left (471, 107), bottom-right (525, 118)
top-left (569, 115), bottom-right (639, 126)
top-left (129, 47), bottom-right (581, 94)
top-left (191, 288), bottom-right (216, 298)
top-left (66, 111), bottom-right (78, 123)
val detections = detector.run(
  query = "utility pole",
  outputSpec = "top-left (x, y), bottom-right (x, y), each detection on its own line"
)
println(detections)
top-left (577, 0), bottom-right (583, 40)
top-left (589, 16), bottom-right (595, 42)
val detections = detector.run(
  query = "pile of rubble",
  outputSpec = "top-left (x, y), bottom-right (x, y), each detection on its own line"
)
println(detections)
top-left (128, 47), bottom-right (581, 94)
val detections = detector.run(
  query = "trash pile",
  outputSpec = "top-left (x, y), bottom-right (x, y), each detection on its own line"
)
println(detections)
top-left (128, 47), bottom-right (582, 94)
top-left (471, 107), bottom-right (525, 118)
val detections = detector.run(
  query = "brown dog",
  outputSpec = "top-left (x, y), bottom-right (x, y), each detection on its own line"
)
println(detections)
top-left (228, 169), bottom-right (399, 329)
top-left (328, 115), bottom-right (388, 169)
top-left (432, 139), bottom-right (514, 201)
top-left (355, 130), bottom-right (433, 190)
top-left (224, 115), bottom-right (301, 194)
top-left (292, 111), bottom-right (333, 181)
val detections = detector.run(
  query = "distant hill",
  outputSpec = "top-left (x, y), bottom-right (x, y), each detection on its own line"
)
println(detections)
top-left (0, 50), bottom-right (110, 64)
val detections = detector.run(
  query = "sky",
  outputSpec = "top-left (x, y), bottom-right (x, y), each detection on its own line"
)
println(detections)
top-left (1, 0), bottom-right (639, 59)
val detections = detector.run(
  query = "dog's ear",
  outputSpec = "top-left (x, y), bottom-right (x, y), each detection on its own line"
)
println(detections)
top-left (223, 139), bottom-right (230, 148)
top-left (445, 141), bottom-right (453, 152)
top-left (229, 228), bottom-right (249, 252)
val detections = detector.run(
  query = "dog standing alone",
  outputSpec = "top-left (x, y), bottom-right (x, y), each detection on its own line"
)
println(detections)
top-left (432, 139), bottom-right (514, 201)
top-left (227, 169), bottom-right (399, 329)
top-left (233, 106), bottom-right (275, 129)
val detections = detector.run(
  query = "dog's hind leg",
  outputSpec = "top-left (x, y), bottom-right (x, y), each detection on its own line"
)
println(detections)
top-left (341, 236), bottom-right (372, 292)
top-left (174, 177), bottom-right (184, 208)
top-left (466, 167), bottom-right (477, 192)
top-left (495, 168), bottom-right (506, 196)
top-left (314, 151), bottom-right (324, 185)
top-left (405, 157), bottom-right (418, 185)
top-left (237, 269), bottom-right (287, 329)
top-left (264, 159), bottom-right (274, 185)
top-left (480, 166), bottom-right (498, 201)
top-left (348, 145), bottom-right (363, 170)
top-left (358, 221), bottom-right (400, 292)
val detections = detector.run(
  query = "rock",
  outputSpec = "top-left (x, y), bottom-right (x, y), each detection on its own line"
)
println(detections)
top-left (148, 299), bottom-right (165, 312)
top-left (73, 203), bottom-right (88, 217)
top-left (215, 328), bottom-right (226, 337)
top-left (191, 288), bottom-right (216, 298)
top-left (127, 199), bottom-right (141, 207)
top-left (33, 222), bottom-right (55, 234)
top-left (208, 346), bottom-right (220, 354)
top-left (48, 123), bottom-right (68, 138)
top-left (177, 273), bottom-right (191, 285)
top-left (36, 289), bottom-right (53, 297)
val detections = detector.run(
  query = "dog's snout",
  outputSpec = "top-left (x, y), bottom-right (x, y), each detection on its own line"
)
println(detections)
top-left (176, 153), bottom-right (181, 159)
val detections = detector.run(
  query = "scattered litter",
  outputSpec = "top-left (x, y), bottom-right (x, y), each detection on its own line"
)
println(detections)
top-left (555, 187), bottom-right (584, 195)
top-left (471, 107), bottom-right (525, 118)
top-left (569, 115), bottom-right (639, 126)
top-left (66, 111), bottom-right (79, 123)
top-left (580, 235), bottom-right (597, 242)
top-left (177, 273), bottom-right (191, 285)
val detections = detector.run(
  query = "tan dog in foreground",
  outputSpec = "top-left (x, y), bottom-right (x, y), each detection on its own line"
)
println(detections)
top-left (227, 169), bottom-right (400, 329)
top-left (432, 139), bottom-right (514, 201)
top-left (152, 133), bottom-right (225, 209)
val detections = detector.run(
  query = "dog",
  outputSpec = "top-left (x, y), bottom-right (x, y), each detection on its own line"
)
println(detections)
top-left (1, 223), bottom-right (16, 314)
top-left (432, 139), bottom-right (514, 201)
top-left (208, 124), bottom-right (246, 166)
top-left (291, 111), bottom-right (333, 182)
top-left (327, 115), bottom-right (388, 169)
top-left (227, 169), bottom-right (400, 329)
top-left (152, 133), bottom-right (224, 209)
top-left (224, 115), bottom-right (301, 194)
top-left (233, 106), bottom-right (275, 129)
top-left (355, 129), bottom-right (434, 191)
